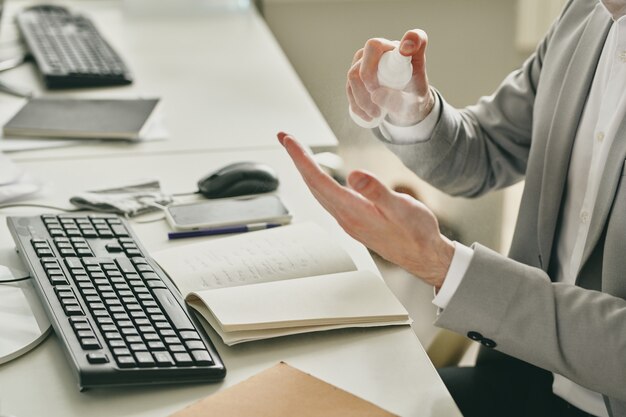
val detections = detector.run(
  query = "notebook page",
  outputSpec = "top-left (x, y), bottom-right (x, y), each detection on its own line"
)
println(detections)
top-left (153, 222), bottom-right (356, 296)
top-left (188, 270), bottom-right (409, 332)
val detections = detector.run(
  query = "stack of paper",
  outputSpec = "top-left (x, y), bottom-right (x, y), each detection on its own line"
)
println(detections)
top-left (153, 223), bottom-right (411, 346)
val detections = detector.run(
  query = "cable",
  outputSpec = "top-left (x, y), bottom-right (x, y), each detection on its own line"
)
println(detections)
top-left (0, 203), bottom-right (84, 212)
top-left (0, 265), bottom-right (31, 284)
top-left (130, 213), bottom-right (166, 224)
top-left (0, 275), bottom-right (31, 284)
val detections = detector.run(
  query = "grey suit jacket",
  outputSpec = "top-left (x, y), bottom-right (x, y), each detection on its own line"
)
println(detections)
top-left (376, 0), bottom-right (626, 415)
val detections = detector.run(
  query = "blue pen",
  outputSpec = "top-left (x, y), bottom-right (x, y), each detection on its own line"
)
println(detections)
top-left (168, 222), bottom-right (284, 240)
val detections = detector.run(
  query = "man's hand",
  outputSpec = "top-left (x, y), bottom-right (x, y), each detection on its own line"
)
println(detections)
top-left (278, 132), bottom-right (454, 289)
top-left (347, 29), bottom-right (435, 126)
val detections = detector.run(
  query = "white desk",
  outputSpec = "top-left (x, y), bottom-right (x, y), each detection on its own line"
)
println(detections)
top-left (0, 149), bottom-right (461, 417)
top-left (0, 0), bottom-right (338, 161)
top-left (0, 1), bottom-right (461, 414)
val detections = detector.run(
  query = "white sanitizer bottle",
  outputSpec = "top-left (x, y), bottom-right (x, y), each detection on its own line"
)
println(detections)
top-left (349, 47), bottom-right (413, 128)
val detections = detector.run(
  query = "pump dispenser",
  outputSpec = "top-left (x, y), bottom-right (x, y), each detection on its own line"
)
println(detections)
top-left (349, 47), bottom-right (413, 128)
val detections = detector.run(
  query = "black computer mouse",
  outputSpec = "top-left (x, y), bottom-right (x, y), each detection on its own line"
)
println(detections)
top-left (197, 161), bottom-right (279, 198)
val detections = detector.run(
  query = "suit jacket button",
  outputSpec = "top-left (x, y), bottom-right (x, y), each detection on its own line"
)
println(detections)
top-left (481, 338), bottom-right (497, 348)
top-left (467, 331), bottom-right (483, 341)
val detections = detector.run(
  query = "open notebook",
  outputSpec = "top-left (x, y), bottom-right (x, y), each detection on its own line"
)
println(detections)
top-left (153, 223), bottom-right (411, 345)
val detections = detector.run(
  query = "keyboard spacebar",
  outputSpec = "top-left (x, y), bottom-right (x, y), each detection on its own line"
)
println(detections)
top-left (153, 288), bottom-right (195, 331)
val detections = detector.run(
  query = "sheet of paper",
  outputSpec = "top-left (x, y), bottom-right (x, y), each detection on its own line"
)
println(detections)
top-left (189, 270), bottom-right (409, 332)
top-left (153, 222), bottom-right (357, 296)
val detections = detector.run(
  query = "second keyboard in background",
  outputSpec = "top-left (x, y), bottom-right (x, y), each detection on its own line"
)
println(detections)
top-left (16, 5), bottom-right (133, 89)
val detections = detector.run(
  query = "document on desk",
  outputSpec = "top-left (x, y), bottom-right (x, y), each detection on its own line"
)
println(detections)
top-left (170, 362), bottom-right (399, 417)
top-left (153, 222), bottom-right (411, 345)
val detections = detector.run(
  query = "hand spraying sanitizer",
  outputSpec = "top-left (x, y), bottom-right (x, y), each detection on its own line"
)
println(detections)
top-left (349, 47), bottom-right (413, 128)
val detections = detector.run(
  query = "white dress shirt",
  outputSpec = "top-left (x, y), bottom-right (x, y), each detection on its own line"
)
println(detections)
top-left (379, 5), bottom-right (626, 416)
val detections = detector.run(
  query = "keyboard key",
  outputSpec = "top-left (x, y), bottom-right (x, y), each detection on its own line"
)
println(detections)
top-left (113, 348), bottom-right (131, 356)
top-left (97, 317), bottom-right (114, 325)
top-left (116, 258), bottom-right (136, 274)
top-left (190, 350), bottom-right (213, 365)
top-left (153, 351), bottom-right (174, 366)
top-left (180, 331), bottom-right (201, 341)
top-left (152, 289), bottom-right (195, 331)
top-left (65, 305), bottom-right (84, 316)
top-left (147, 280), bottom-right (167, 290)
top-left (77, 330), bottom-right (94, 338)
top-left (86, 353), bottom-right (109, 364)
top-left (130, 343), bottom-right (148, 352)
top-left (73, 322), bottom-right (91, 331)
top-left (80, 338), bottom-right (101, 350)
top-left (169, 344), bottom-right (186, 353)
top-left (130, 311), bottom-right (148, 319)
top-left (148, 341), bottom-right (166, 351)
top-left (173, 353), bottom-right (193, 366)
top-left (111, 225), bottom-right (129, 237)
top-left (50, 276), bottom-right (69, 285)
top-left (138, 326), bottom-right (155, 333)
top-left (165, 337), bottom-right (181, 346)
top-left (108, 340), bottom-right (126, 348)
top-left (105, 243), bottom-right (123, 253)
top-left (135, 352), bottom-right (155, 367)
top-left (121, 328), bottom-right (139, 336)
top-left (185, 341), bottom-right (206, 350)
top-left (116, 355), bottom-right (136, 368)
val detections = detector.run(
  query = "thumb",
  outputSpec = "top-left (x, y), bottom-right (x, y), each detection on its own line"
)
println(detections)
top-left (348, 170), bottom-right (399, 215)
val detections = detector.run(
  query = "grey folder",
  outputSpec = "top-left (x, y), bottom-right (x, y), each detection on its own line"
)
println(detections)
top-left (3, 98), bottom-right (159, 140)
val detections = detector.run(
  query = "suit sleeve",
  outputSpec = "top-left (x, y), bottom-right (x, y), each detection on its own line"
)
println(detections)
top-left (435, 243), bottom-right (626, 401)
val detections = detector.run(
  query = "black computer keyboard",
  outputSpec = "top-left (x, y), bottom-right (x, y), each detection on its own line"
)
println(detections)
top-left (15, 5), bottom-right (133, 89)
top-left (7, 214), bottom-right (226, 390)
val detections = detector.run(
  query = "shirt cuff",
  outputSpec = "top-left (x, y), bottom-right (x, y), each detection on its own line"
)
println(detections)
top-left (379, 92), bottom-right (441, 143)
top-left (432, 242), bottom-right (474, 310)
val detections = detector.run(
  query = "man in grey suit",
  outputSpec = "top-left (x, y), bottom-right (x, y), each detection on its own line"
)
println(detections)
top-left (278, 0), bottom-right (626, 416)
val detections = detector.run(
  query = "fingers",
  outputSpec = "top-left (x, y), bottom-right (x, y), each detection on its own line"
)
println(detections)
top-left (351, 48), bottom-right (364, 66)
top-left (347, 61), bottom-right (380, 120)
top-left (347, 84), bottom-right (373, 122)
top-left (347, 170), bottom-right (409, 220)
top-left (277, 132), bottom-right (383, 224)
top-left (400, 29), bottom-right (430, 96)
top-left (277, 132), bottom-right (356, 207)
top-left (346, 38), bottom-right (395, 120)
top-left (360, 37), bottom-right (397, 92)
top-left (399, 29), bottom-right (428, 58)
